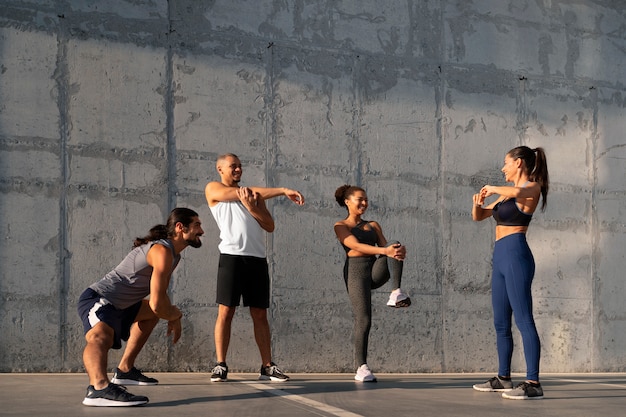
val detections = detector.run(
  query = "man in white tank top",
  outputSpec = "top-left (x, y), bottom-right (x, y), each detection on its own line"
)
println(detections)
top-left (205, 153), bottom-right (305, 382)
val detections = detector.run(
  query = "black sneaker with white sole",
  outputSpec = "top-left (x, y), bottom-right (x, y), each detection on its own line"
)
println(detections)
top-left (259, 362), bottom-right (289, 382)
top-left (111, 367), bottom-right (158, 386)
top-left (82, 383), bottom-right (149, 407)
top-left (210, 362), bottom-right (228, 382)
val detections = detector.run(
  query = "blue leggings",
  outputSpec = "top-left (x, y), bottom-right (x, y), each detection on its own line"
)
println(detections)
top-left (492, 233), bottom-right (540, 381)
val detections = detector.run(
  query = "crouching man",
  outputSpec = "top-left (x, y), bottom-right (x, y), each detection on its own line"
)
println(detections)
top-left (77, 208), bottom-right (203, 406)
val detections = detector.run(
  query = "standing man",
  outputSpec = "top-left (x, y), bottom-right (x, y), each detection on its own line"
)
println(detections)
top-left (77, 208), bottom-right (204, 406)
top-left (205, 153), bottom-right (304, 382)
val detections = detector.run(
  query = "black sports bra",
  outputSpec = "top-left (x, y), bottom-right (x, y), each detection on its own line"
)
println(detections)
top-left (492, 199), bottom-right (533, 226)
top-left (342, 220), bottom-right (378, 252)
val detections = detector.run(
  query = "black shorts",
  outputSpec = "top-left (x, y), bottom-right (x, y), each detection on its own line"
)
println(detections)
top-left (216, 254), bottom-right (270, 308)
top-left (77, 288), bottom-right (142, 350)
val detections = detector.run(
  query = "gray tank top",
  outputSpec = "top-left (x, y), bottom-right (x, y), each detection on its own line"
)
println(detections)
top-left (89, 239), bottom-right (180, 309)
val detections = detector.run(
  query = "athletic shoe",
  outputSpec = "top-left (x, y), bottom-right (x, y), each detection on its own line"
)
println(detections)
top-left (111, 367), bottom-right (158, 386)
top-left (387, 288), bottom-right (411, 307)
top-left (210, 363), bottom-right (228, 382)
top-left (259, 362), bottom-right (289, 382)
top-left (473, 376), bottom-right (513, 392)
top-left (354, 364), bottom-right (377, 382)
top-left (82, 383), bottom-right (149, 407)
top-left (502, 381), bottom-right (544, 400)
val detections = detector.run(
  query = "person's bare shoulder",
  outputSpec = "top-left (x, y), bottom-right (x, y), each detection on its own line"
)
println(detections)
top-left (205, 181), bottom-right (234, 206)
top-left (334, 219), bottom-right (349, 228)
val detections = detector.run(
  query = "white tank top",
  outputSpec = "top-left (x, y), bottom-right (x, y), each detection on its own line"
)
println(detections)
top-left (209, 201), bottom-right (266, 258)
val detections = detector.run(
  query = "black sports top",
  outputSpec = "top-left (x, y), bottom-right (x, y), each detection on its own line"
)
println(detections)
top-left (342, 220), bottom-right (378, 252)
top-left (492, 199), bottom-right (533, 226)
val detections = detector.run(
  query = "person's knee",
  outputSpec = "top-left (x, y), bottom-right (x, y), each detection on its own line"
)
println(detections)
top-left (386, 240), bottom-right (400, 247)
top-left (514, 317), bottom-right (537, 336)
top-left (218, 305), bottom-right (237, 321)
top-left (85, 325), bottom-right (114, 349)
top-left (493, 315), bottom-right (513, 333)
top-left (249, 307), bottom-right (268, 322)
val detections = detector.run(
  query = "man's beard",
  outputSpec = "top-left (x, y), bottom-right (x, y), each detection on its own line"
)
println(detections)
top-left (186, 238), bottom-right (202, 248)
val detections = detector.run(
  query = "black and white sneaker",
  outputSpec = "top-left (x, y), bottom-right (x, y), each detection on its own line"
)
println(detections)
top-left (259, 362), bottom-right (289, 382)
top-left (111, 367), bottom-right (158, 386)
top-left (473, 376), bottom-right (513, 392)
top-left (386, 288), bottom-right (411, 308)
top-left (502, 381), bottom-right (544, 400)
top-left (210, 363), bottom-right (228, 382)
top-left (82, 383), bottom-right (149, 407)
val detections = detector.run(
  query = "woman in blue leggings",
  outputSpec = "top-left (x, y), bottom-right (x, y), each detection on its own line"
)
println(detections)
top-left (471, 146), bottom-right (549, 400)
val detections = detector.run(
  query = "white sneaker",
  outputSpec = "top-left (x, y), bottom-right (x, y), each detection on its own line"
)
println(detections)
top-left (354, 364), bottom-right (377, 382)
top-left (387, 288), bottom-right (411, 307)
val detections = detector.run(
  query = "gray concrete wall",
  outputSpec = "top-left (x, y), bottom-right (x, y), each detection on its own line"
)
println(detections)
top-left (0, 0), bottom-right (625, 373)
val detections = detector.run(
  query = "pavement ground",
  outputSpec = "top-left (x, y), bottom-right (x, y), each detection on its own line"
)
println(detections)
top-left (1, 372), bottom-right (625, 416)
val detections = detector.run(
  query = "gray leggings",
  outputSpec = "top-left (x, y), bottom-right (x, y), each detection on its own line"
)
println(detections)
top-left (343, 242), bottom-right (403, 367)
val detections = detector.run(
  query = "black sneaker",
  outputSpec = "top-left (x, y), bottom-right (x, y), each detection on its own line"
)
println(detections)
top-left (473, 376), bottom-right (513, 392)
top-left (111, 367), bottom-right (158, 386)
top-left (210, 362), bottom-right (228, 382)
top-left (82, 383), bottom-right (149, 407)
top-left (502, 381), bottom-right (544, 400)
top-left (259, 362), bottom-right (289, 382)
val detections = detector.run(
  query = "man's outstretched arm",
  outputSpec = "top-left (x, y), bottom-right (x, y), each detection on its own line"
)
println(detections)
top-left (250, 187), bottom-right (305, 206)
top-left (206, 182), bottom-right (305, 207)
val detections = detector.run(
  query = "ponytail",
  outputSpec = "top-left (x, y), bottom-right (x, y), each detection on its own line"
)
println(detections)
top-left (134, 224), bottom-right (168, 247)
top-left (133, 207), bottom-right (199, 247)
top-left (531, 147), bottom-right (549, 211)
top-left (508, 146), bottom-right (549, 211)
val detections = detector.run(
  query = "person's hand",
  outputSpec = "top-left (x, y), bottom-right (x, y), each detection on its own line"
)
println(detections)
top-left (237, 187), bottom-right (259, 208)
top-left (480, 185), bottom-right (495, 199)
top-left (473, 192), bottom-right (485, 207)
top-left (385, 243), bottom-right (406, 260)
top-left (167, 317), bottom-right (182, 344)
top-left (284, 189), bottom-right (305, 206)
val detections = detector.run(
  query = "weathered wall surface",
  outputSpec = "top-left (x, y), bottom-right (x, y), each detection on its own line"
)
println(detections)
top-left (0, 0), bottom-right (625, 373)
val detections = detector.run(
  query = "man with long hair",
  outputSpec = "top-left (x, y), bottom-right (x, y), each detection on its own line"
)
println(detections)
top-left (77, 208), bottom-right (204, 406)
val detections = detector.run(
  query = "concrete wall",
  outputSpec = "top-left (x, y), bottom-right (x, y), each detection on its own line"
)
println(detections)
top-left (0, 0), bottom-right (625, 373)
